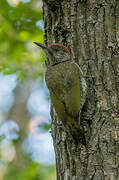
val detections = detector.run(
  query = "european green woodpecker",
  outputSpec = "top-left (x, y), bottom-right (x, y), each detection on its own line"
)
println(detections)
top-left (34, 42), bottom-right (87, 145)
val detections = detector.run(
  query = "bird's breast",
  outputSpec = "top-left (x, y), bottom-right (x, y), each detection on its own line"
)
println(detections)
top-left (45, 62), bottom-right (80, 96)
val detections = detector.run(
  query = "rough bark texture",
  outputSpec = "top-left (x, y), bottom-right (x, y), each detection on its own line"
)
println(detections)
top-left (43, 0), bottom-right (119, 179)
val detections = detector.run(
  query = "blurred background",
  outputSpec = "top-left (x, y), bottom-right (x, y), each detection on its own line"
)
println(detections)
top-left (0, 0), bottom-right (56, 179)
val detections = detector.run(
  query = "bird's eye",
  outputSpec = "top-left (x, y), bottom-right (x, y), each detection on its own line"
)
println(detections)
top-left (54, 48), bottom-right (58, 52)
top-left (53, 47), bottom-right (60, 52)
top-left (55, 49), bottom-right (58, 52)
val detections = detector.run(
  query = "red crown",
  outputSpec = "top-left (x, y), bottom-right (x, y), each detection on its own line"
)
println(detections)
top-left (49, 43), bottom-right (72, 59)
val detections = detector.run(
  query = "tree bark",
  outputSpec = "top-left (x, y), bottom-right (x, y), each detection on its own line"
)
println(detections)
top-left (43, 0), bottom-right (119, 179)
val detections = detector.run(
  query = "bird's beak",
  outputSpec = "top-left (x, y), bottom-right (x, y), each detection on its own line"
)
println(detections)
top-left (34, 42), bottom-right (47, 49)
top-left (33, 42), bottom-right (53, 54)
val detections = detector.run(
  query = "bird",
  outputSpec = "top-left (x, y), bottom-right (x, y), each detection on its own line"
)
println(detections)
top-left (34, 42), bottom-right (87, 145)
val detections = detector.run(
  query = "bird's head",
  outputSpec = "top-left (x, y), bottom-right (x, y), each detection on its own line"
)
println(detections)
top-left (34, 42), bottom-right (72, 66)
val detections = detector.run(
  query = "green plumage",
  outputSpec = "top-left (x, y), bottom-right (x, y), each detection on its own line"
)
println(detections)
top-left (45, 61), bottom-right (81, 121)
top-left (45, 60), bottom-right (85, 144)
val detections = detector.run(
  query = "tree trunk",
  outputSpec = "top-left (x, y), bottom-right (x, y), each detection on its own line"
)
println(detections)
top-left (43, 0), bottom-right (119, 179)
top-left (7, 79), bottom-right (32, 169)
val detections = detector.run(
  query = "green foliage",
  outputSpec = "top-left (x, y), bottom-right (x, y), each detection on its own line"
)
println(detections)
top-left (4, 161), bottom-right (56, 180)
top-left (0, 1), bottom-right (56, 179)
top-left (0, 0), bottom-right (46, 79)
